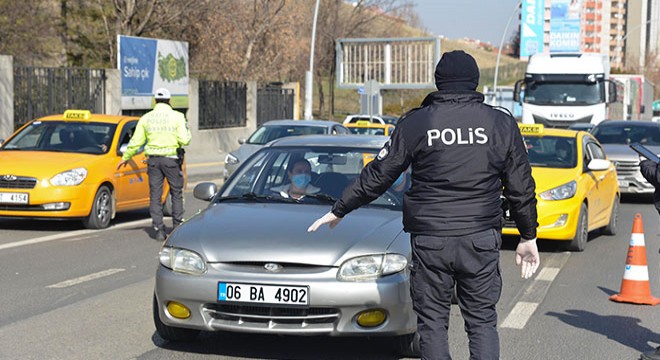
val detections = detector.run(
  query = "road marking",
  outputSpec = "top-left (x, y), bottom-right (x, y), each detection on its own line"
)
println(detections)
top-left (500, 251), bottom-right (571, 329)
top-left (0, 218), bottom-right (151, 252)
top-left (47, 268), bottom-right (126, 288)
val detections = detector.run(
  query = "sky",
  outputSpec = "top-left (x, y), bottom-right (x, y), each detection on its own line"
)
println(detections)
top-left (412, 0), bottom-right (522, 45)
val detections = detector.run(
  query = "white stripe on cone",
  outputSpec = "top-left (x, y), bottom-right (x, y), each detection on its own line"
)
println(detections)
top-left (622, 264), bottom-right (650, 281)
top-left (630, 233), bottom-right (645, 246)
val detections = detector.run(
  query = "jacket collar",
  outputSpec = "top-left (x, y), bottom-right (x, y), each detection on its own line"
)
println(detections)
top-left (421, 90), bottom-right (485, 107)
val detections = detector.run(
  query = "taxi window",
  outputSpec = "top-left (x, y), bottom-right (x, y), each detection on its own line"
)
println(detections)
top-left (524, 136), bottom-right (577, 169)
top-left (2, 121), bottom-right (116, 154)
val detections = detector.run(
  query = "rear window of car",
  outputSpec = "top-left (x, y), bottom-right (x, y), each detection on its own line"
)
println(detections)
top-left (592, 124), bottom-right (660, 145)
top-left (247, 125), bottom-right (327, 145)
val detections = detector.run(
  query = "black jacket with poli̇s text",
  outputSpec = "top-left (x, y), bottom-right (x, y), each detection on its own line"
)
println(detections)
top-left (332, 90), bottom-right (538, 239)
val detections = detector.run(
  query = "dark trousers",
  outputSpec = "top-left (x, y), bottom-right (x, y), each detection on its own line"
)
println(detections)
top-left (410, 229), bottom-right (502, 360)
top-left (147, 156), bottom-right (184, 229)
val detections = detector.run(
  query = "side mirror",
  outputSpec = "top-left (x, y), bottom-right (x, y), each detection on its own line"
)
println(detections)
top-left (587, 158), bottom-right (611, 171)
top-left (513, 80), bottom-right (524, 103)
top-left (238, 138), bottom-right (246, 145)
top-left (606, 80), bottom-right (618, 104)
top-left (193, 182), bottom-right (218, 201)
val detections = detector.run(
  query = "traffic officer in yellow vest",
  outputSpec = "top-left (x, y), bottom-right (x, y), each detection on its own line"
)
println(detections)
top-left (118, 87), bottom-right (192, 241)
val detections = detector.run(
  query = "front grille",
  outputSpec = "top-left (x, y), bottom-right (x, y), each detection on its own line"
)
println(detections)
top-left (0, 176), bottom-right (37, 189)
top-left (613, 160), bottom-right (639, 176)
top-left (205, 303), bottom-right (339, 325)
top-left (532, 114), bottom-right (592, 128)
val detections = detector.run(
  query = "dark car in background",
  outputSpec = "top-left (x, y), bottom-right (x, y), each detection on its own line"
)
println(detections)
top-left (223, 120), bottom-right (349, 179)
top-left (591, 120), bottom-right (660, 194)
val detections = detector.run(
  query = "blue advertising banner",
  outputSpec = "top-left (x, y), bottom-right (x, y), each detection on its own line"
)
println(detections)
top-left (550, 0), bottom-right (581, 52)
top-left (520, 0), bottom-right (545, 59)
top-left (118, 35), bottom-right (189, 109)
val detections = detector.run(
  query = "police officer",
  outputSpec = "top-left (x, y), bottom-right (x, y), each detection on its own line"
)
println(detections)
top-left (308, 50), bottom-right (540, 360)
top-left (118, 88), bottom-right (191, 241)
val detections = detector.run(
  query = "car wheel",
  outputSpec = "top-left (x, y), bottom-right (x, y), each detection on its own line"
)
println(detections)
top-left (601, 195), bottom-right (619, 236)
top-left (394, 332), bottom-right (421, 358)
top-left (82, 185), bottom-right (113, 229)
top-left (162, 193), bottom-right (172, 217)
top-left (566, 203), bottom-right (588, 252)
top-left (153, 295), bottom-right (199, 342)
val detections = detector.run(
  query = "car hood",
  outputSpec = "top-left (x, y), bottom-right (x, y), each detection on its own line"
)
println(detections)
top-left (231, 143), bottom-right (263, 162)
top-left (601, 144), bottom-right (660, 161)
top-left (168, 203), bottom-right (404, 266)
top-left (0, 150), bottom-right (97, 178)
top-left (531, 166), bottom-right (580, 193)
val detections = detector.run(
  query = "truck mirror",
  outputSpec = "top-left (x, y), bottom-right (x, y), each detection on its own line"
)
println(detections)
top-left (513, 80), bottom-right (524, 103)
top-left (606, 80), bottom-right (617, 104)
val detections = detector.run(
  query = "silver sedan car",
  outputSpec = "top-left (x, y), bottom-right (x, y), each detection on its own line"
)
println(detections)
top-left (154, 135), bottom-right (419, 357)
top-left (591, 120), bottom-right (660, 194)
top-left (223, 119), bottom-right (350, 180)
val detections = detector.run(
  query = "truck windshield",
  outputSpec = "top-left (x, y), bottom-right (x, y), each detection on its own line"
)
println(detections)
top-left (524, 81), bottom-right (603, 106)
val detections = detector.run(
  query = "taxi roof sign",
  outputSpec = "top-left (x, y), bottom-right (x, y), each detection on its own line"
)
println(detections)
top-left (63, 110), bottom-right (92, 120)
top-left (519, 124), bottom-right (544, 135)
top-left (355, 120), bottom-right (372, 126)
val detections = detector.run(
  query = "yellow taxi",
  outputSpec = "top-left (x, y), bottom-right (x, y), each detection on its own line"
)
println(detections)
top-left (345, 120), bottom-right (395, 136)
top-left (502, 124), bottom-right (620, 251)
top-left (0, 110), bottom-right (184, 229)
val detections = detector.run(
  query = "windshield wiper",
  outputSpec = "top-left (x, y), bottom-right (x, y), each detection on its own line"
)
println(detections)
top-left (303, 193), bottom-right (338, 204)
top-left (215, 192), bottom-right (297, 203)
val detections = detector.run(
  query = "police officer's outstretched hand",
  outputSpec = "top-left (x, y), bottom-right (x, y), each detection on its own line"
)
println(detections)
top-left (516, 238), bottom-right (540, 279)
top-left (307, 211), bottom-right (342, 232)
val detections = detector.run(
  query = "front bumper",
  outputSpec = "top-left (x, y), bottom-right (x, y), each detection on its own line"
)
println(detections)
top-left (0, 182), bottom-right (96, 218)
top-left (154, 263), bottom-right (416, 336)
top-left (502, 198), bottom-right (581, 241)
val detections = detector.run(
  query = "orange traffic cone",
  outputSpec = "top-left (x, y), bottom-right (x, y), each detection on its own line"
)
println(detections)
top-left (610, 213), bottom-right (660, 305)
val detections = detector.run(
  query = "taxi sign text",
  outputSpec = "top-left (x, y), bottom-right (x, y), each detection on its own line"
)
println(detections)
top-left (519, 124), bottom-right (544, 134)
top-left (63, 110), bottom-right (92, 120)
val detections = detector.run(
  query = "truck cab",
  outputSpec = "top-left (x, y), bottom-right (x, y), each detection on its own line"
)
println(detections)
top-left (514, 53), bottom-right (618, 128)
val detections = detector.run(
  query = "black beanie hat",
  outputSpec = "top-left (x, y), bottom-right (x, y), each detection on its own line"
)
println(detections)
top-left (434, 50), bottom-right (480, 91)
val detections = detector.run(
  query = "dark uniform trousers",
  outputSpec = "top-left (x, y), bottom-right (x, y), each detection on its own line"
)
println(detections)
top-left (410, 228), bottom-right (502, 360)
top-left (147, 156), bottom-right (184, 230)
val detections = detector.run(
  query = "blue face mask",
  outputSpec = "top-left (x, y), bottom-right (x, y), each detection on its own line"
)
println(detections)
top-left (291, 173), bottom-right (311, 188)
top-left (393, 174), bottom-right (404, 187)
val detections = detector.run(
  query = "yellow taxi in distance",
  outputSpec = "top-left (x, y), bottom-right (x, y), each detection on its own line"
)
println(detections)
top-left (502, 124), bottom-right (620, 251)
top-left (0, 110), bottom-right (184, 229)
top-left (345, 120), bottom-right (395, 136)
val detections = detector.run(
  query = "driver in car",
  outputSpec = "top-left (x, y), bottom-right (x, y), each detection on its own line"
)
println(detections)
top-left (271, 158), bottom-right (320, 200)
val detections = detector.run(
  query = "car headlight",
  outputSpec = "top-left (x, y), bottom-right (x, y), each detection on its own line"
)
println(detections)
top-left (539, 180), bottom-right (577, 200)
top-left (49, 168), bottom-right (88, 186)
top-left (337, 253), bottom-right (407, 281)
top-left (225, 153), bottom-right (239, 165)
top-left (159, 247), bottom-right (207, 275)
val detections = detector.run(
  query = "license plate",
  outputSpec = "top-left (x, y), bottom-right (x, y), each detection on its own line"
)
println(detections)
top-left (218, 282), bottom-right (309, 306)
top-left (0, 192), bottom-right (28, 204)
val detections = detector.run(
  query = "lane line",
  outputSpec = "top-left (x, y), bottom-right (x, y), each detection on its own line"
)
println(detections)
top-left (500, 251), bottom-right (571, 329)
top-left (0, 218), bottom-right (151, 252)
top-left (47, 268), bottom-right (126, 288)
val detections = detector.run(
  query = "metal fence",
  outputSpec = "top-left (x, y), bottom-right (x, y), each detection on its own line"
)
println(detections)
top-left (13, 67), bottom-right (105, 129)
top-left (257, 87), bottom-right (294, 126)
top-left (198, 80), bottom-right (247, 130)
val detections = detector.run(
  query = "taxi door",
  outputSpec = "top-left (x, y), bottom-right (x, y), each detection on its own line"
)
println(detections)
top-left (584, 138), bottom-right (617, 225)
top-left (114, 121), bottom-right (150, 209)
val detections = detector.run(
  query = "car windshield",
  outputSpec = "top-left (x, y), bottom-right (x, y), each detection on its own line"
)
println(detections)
top-left (524, 81), bottom-right (603, 106)
top-left (348, 127), bottom-right (387, 136)
top-left (523, 136), bottom-right (578, 168)
top-left (591, 124), bottom-right (660, 145)
top-left (246, 125), bottom-right (328, 145)
top-left (219, 146), bottom-right (408, 210)
top-left (1, 121), bottom-right (117, 154)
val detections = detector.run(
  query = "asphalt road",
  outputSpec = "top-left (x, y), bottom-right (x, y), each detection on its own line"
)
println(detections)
top-left (1, 192), bottom-right (660, 359)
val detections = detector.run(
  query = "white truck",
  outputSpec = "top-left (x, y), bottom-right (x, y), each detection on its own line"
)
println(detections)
top-left (513, 53), bottom-right (618, 127)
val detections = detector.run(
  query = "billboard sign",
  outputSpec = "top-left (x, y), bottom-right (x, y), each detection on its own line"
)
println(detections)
top-left (520, 0), bottom-right (545, 58)
top-left (118, 35), bottom-right (189, 109)
top-left (550, 0), bottom-right (581, 52)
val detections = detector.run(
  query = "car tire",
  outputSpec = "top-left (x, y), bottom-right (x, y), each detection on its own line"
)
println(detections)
top-left (153, 295), bottom-right (199, 342)
top-left (566, 203), bottom-right (588, 252)
top-left (82, 185), bottom-right (113, 229)
top-left (601, 195), bottom-right (619, 236)
top-left (394, 332), bottom-right (421, 357)
top-left (162, 193), bottom-right (172, 217)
